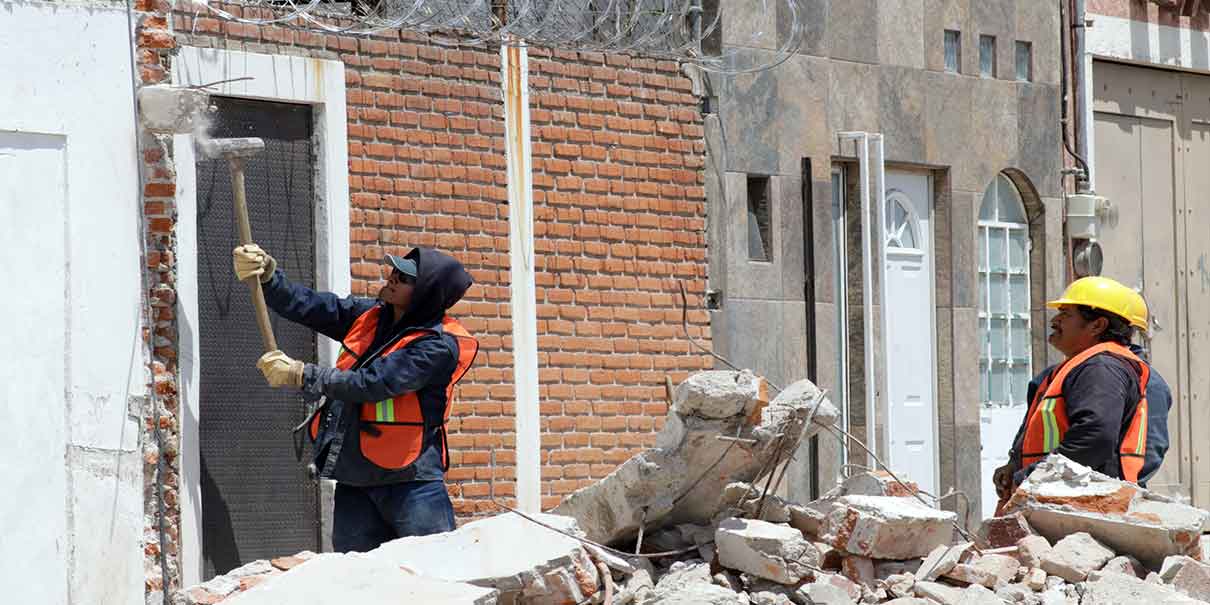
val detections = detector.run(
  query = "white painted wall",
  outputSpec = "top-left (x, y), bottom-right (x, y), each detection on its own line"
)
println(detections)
top-left (1089, 13), bottom-right (1210, 73)
top-left (172, 46), bottom-right (349, 585)
top-left (0, 2), bottom-right (144, 603)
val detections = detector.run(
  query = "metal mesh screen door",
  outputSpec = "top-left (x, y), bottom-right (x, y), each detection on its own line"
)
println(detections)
top-left (196, 96), bottom-right (320, 577)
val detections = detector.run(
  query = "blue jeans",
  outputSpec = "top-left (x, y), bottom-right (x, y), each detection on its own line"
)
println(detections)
top-left (332, 480), bottom-right (455, 553)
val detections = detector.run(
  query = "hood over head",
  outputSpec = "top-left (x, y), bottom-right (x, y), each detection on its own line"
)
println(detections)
top-left (395, 247), bottom-right (472, 328)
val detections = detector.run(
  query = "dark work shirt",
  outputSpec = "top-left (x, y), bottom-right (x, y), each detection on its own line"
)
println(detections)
top-left (1010, 352), bottom-right (1142, 482)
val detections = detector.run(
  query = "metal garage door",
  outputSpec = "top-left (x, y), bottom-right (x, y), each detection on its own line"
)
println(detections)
top-left (1093, 60), bottom-right (1210, 505)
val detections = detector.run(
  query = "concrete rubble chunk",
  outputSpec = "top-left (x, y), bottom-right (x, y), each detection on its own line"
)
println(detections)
top-left (797, 579), bottom-right (858, 604)
top-left (942, 562), bottom-right (997, 587)
top-left (911, 580), bottom-right (963, 605)
top-left (715, 517), bottom-right (820, 585)
top-left (641, 582), bottom-right (751, 605)
top-left (1160, 556), bottom-right (1210, 601)
top-left (720, 482), bottom-right (792, 524)
top-left (917, 542), bottom-right (971, 581)
top-left (960, 583), bottom-right (1007, 605)
top-left (1003, 454), bottom-right (1209, 568)
top-left (555, 373), bottom-right (838, 545)
top-left (977, 513), bottom-right (1036, 549)
top-left (997, 583), bottom-right (1035, 602)
top-left (645, 563), bottom-right (749, 605)
top-left (815, 496), bottom-right (956, 559)
top-left (1016, 535), bottom-right (1052, 569)
top-left (823, 471), bottom-right (920, 499)
top-left (883, 573), bottom-right (915, 599)
top-left (882, 599), bottom-right (931, 605)
top-left (1081, 570), bottom-right (1206, 604)
top-left (672, 369), bottom-right (765, 419)
top-left (369, 511), bottom-right (598, 604)
top-left (1040, 532), bottom-right (1115, 583)
top-left (971, 553), bottom-right (1022, 585)
top-left (840, 555), bottom-right (875, 587)
top-left (1025, 567), bottom-right (1047, 591)
top-left (1101, 555), bottom-right (1144, 579)
top-left (222, 553), bottom-right (498, 605)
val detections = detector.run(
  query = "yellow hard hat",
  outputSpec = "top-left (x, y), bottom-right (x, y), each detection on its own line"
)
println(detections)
top-left (1047, 276), bottom-right (1149, 332)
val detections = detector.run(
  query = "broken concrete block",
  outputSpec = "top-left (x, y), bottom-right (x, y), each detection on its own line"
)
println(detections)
top-left (977, 513), bottom-right (1036, 549)
top-left (840, 555), bottom-right (875, 587)
top-left (799, 574), bottom-right (862, 603)
top-left (672, 370), bottom-right (765, 419)
top-left (1081, 570), bottom-right (1205, 604)
top-left (960, 584), bottom-right (1006, 604)
top-left (719, 482), bottom-right (792, 524)
top-left (823, 471), bottom-right (920, 499)
top-left (222, 553), bottom-right (498, 605)
top-left (1040, 532), bottom-right (1115, 583)
top-left (1160, 556), bottom-right (1210, 601)
top-left (882, 599), bottom-right (931, 605)
top-left (715, 518), bottom-right (819, 585)
top-left (997, 582), bottom-right (1036, 602)
top-left (815, 496), bottom-right (956, 559)
top-left (1016, 535), bottom-right (1052, 568)
top-left (883, 573), bottom-right (915, 598)
top-left (1101, 555), bottom-right (1144, 579)
top-left (972, 553), bottom-right (1022, 585)
top-left (748, 591), bottom-right (793, 605)
top-left (555, 374), bottom-right (838, 545)
top-left (942, 562), bottom-right (997, 587)
top-left (644, 582), bottom-right (751, 604)
top-left (917, 542), bottom-right (971, 581)
top-left (911, 580), bottom-right (963, 604)
top-left (1003, 454), bottom-right (1209, 568)
top-left (796, 580), bottom-right (857, 605)
top-left (369, 511), bottom-right (597, 604)
top-left (1025, 568), bottom-right (1047, 590)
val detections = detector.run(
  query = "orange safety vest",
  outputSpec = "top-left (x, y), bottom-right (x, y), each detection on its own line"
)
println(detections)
top-left (310, 308), bottom-right (478, 471)
top-left (1020, 342), bottom-right (1149, 482)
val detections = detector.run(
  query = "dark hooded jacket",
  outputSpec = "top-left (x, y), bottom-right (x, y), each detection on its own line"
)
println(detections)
top-left (262, 248), bottom-right (473, 486)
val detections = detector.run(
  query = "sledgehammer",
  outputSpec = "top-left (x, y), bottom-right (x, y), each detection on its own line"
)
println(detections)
top-left (197, 137), bottom-right (277, 352)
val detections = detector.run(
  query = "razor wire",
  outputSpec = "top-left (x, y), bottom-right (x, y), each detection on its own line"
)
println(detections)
top-left (188, 0), bottom-right (807, 73)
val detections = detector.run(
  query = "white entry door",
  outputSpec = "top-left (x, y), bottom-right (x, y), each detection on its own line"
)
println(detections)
top-left (883, 172), bottom-right (938, 497)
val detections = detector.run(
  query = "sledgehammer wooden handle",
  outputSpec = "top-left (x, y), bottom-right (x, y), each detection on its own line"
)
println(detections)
top-left (230, 158), bottom-right (278, 353)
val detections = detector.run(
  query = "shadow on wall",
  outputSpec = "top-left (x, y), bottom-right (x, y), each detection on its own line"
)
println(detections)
top-left (200, 456), bottom-right (240, 575)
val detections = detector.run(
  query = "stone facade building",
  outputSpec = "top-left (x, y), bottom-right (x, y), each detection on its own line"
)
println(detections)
top-left (704, 1), bottom-right (1067, 521)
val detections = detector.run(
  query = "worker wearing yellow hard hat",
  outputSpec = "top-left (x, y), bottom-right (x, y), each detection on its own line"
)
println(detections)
top-left (992, 276), bottom-right (1172, 512)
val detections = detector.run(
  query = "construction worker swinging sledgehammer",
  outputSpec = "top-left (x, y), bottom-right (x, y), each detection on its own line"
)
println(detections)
top-left (992, 276), bottom-right (1171, 514)
top-left (233, 244), bottom-right (478, 552)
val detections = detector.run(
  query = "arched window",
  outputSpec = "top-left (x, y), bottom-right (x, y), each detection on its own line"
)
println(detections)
top-left (885, 193), bottom-right (920, 250)
top-left (978, 174), bottom-right (1031, 407)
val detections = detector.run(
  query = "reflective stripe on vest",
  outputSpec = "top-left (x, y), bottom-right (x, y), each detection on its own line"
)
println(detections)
top-left (310, 307), bottom-right (479, 472)
top-left (1020, 341), bottom-right (1149, 482)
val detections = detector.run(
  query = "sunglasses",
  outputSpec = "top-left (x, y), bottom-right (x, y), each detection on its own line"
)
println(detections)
top-left (388, 269), bottom-right (415, 285)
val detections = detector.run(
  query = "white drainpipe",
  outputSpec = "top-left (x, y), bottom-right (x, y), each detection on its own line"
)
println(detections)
top-left (838, 132), bottom-right (878, 465)
top-left (871, 133), bottom-right (888, 470)
top-left (502, 37), bottom-right (541, 513)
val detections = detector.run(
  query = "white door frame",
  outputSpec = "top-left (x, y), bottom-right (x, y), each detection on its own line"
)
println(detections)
top-left (172, 47), bottom-right (349, 585)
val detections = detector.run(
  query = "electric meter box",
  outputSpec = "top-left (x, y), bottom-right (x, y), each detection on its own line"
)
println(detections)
top-left (1066, 193), bottom-right (1108, 240)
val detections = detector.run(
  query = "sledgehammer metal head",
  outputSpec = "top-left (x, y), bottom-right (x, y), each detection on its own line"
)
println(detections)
top-left (197, 136), bottom-right (265, 159)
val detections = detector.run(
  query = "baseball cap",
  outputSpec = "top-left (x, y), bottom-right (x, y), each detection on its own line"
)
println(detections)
top-left (385, 253), bottom-right (417, 278)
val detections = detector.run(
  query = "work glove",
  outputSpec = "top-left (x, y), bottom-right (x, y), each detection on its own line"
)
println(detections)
top-left (233, 244), bottom-right (277, 283)
top-left (257, 350), bottom-right (305, 388)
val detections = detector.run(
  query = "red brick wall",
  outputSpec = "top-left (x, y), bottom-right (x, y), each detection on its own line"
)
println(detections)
top-left (167, 0), bottom-right (710, 531)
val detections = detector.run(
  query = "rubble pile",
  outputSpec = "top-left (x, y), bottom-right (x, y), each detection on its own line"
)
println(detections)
top-left (180, 371), bottom-right (1210, 605)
